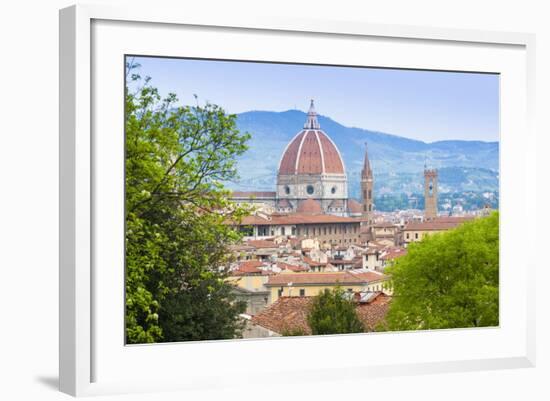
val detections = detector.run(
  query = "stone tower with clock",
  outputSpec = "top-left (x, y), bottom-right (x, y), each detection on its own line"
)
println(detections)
top-left (424, 168), bottom-right (438, 220)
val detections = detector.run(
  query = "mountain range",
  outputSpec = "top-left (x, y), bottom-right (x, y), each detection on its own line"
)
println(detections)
top-left (228, 110), bottom-right (499, 204)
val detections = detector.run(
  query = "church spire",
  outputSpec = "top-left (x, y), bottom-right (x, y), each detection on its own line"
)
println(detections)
top-left (361, 142), bottom-right (372, 179)
top-left (360, 142), bottom-right (374, 228)
top-left (304, 99), bottom-right (320, 129)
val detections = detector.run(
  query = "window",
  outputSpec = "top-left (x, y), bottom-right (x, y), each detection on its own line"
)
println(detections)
top-left (299, 289), bottom-right (305, 297)
top-left (323, 227), bottom-right (327, 235)
top-left (306, 185), bottom-right (314, 195)
top-left (329, 227), bottom-right (332, 234)
top-left (278, 288), bottom-right (283, 297)
top-left (284, 185), bottom-right (290, 195)
top-left (281, 227), bottom-right (285, 236)
top-left (415, 233), bottom-right (419, 239)
top-left (239, 225), bottom-right (254, 236)
top-left (291, 227), bottom-right (296, 235)
top-left (258, 226), bottom-right (269, 236)
top-left (331, 186), bottom-right (337, 194)
top-left (406, 233), bottom-right (410, 239)
top-left (368, 189), bottom-right (372, 199)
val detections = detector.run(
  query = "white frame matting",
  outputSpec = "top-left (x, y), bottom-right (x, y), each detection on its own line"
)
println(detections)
top-left (59, 4), bottom-right (536, 397)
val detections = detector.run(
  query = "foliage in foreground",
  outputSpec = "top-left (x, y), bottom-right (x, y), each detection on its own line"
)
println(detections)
top-left (384, 212), bottom-right (499, 331)
top-left (125, 61), bottom-right (251, 343)
top-left (307, 287), bottom-right (364, 335)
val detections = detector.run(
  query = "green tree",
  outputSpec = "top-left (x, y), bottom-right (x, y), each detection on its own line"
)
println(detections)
top-left (384, 212), bottom-right (499, 331)
top-left (307, 287), bottom-right (364, 335)
top-left (125, 61), bottom-right (251, 343)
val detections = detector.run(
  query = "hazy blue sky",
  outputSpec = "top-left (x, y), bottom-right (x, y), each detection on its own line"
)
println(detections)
top-left (128, 56), bottom-right (499, 143)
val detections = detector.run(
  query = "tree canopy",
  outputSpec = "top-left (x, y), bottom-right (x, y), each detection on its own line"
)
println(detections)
top-left (384, 212), bottom-right (499, 331)
top-left (125, 61), bottom-right (251, 343)
top-left (307, 287), bottom-right (364, 335)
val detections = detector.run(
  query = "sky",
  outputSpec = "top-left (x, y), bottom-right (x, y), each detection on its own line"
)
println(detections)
top-left (128, 56), bottom-right (499, 143)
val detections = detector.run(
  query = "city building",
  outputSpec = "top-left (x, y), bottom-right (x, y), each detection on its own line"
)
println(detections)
top-left (402, 216), bottom-right (473, 244)
top-left (230, 100), bottom-right (368, 217)
top-left (265, 270), bottom-right (389, 303)
top-left (370, 222), bottom-right (400, 246)
top-left (235, 213), bottom-right (362, 245)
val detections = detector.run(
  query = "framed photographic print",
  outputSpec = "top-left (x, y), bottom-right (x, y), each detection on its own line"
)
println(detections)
top-left (59, 4), bottom-right (536, 397)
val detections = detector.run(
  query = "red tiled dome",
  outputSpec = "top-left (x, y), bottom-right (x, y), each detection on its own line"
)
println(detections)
top-left (296, 199), bottom-right (323, 214)
top-left (279, 130), bottom-right (345, 175)
top-left (278, 101), bottom-right (345, 175)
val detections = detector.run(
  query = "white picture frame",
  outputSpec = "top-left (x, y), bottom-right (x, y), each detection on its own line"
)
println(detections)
top-left (59, 4), bottom-right (536, 397)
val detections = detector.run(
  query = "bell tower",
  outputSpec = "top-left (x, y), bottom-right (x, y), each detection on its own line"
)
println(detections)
top-left (361, 143), bottom-right (374, 225)
top-left (424, 167), bottom-right (438, 220)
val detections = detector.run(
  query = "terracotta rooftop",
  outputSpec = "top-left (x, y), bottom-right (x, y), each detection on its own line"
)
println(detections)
top-left (404, 217), bottom-right (473, 231)
top-left (277, 261), bottom-right (309, 272)
top-left (297, 199), bottom-right (323, 214)
top-left (251, 293), bottom-right (390, 335)
top-left (302, 256), bottom-right (327, 267)
top-left (231, 260), bottom-right (265, 275)
top-left (355, 294), bottom-right (392, 331)
top-left (245, 239), bottom-right (279, 249)
top-left (252, 297), bottom-right (312, 334)
top-left (380, 247), bottom-right (408, 261)
top-left (266, 271), bottom-right (385, 286)
top-left (237, 213), bottom-right (361, 226)
top-left (430, 216), bottom-right (474, 223)
top-left (231, 191), bottom-right (276, 199)
top-left (348, 270), bottom-right (387, 282)
top-left (367, 241), bottom-right (387, 249)
top-left (373, 222), bottom-right (398, 228)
